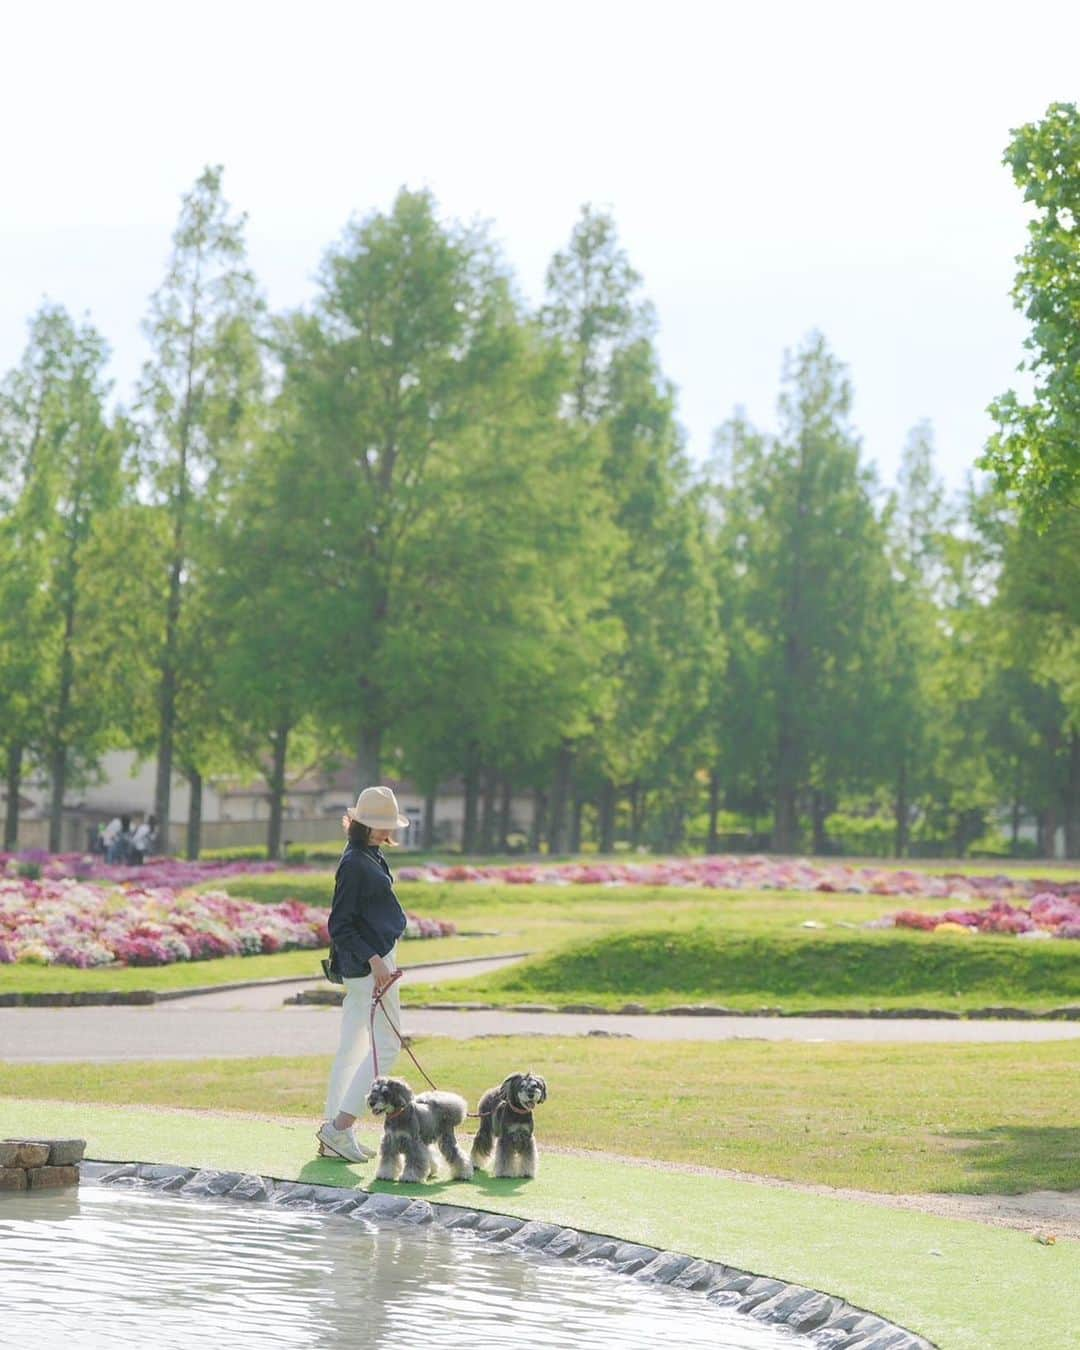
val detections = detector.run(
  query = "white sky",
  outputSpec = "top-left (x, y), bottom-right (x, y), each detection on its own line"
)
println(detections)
top-left (3, 0), bottom-right (1077, 491)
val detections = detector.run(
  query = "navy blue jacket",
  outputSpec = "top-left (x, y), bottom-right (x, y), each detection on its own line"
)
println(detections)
top-left (327, 843), bottom-right (407, 978)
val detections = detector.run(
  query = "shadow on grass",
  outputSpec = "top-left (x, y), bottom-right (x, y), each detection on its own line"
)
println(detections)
top-left (941, 1125), bottom-right (1080, 1194)
top-left (295, 1158), bottom-right (531, 1203)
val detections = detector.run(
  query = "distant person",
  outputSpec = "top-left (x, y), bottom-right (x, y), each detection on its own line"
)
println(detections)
top-left (106, 814), bottom-right (133, 864)
top-left (131, 814), bottom-right (158, 864)
top-left (101, 816), bottom-right (122, 859)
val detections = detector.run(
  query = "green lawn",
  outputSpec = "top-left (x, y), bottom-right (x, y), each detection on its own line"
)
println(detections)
top-left (2, 1038), bottom-right (1076, 1196)
top-left (407, 923), bottom-right (1080, 1014)
top-left (0, 1096), bottom-right (1074, 1350)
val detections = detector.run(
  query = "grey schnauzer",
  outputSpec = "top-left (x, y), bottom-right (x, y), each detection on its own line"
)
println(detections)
top-left (367, 1076), bottom-right (474, 1183)
top-left (470, 1071), bottom-right (548, 1179)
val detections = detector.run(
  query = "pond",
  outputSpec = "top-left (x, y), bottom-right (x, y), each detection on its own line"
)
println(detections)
top-left (1, 1186), bottom-right (817, 1348)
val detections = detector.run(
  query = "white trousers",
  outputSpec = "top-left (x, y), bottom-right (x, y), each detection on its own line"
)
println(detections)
top-left (324, 947), bottom-right (402, 1119)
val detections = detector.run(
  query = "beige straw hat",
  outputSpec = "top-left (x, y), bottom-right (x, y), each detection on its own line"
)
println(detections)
top-left (346, 785), bottom-right (410, 831)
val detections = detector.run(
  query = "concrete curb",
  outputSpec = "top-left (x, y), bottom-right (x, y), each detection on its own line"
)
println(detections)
top-left (398, 999), bottom-right (1080, 1021)
top-left (80, 1158), bottom-right (937, 1349)
top-left (0, 952), bottom-right (533, 1009)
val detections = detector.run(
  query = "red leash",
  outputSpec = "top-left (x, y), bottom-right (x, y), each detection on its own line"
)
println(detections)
top-left (369, 971), bottom-right (439, 1091)
top-left (366, 972), bottom-right (531, 1119)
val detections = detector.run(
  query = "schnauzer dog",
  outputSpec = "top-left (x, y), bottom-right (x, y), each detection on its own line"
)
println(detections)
top-left (367, 1076), bottom-right (474, 1183)
top-left (470, 1071), bottom-right (547, 1179)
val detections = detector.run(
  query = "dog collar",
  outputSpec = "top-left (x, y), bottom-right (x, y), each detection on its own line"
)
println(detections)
top-left (504, 1099), bottom-right (533, 1114)
top-left (384, 1105), bottom-right (409, 1122)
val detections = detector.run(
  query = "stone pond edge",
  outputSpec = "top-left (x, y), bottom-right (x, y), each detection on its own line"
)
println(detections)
top-left (80, 1158), bottom-right (937, 1350)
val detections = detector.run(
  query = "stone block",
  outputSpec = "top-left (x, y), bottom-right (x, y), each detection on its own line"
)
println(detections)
top-left (227, 1174), bottom-right (273, 1203)
top-left (574, 1236), bottom-right (618, 1262)
top-left (47, 1140), bottom-right (86, 1166)
top-left (505, 1221), bottom-right (561, 1250)
top-left (736, 1277), bottom-right (789, 1311)
top-left (670, 1258), bottom-right (722, 1290)
top-left (0, 1167), bottom-right (28, 1190)
top-left (635, 1252), bottom-right (694, 1284)
top-left (477, 1212), bottom-right (523, 1234)
top-left (27, 1165), bottom-right (79, 1189)
top-left (545, 1227), bottom-right (584, 1258)
top-left (440, 1210), bottom-right (480, 1230)
top-left (400, 1200), bottom-right (435, 1225)
top-left (360, 1193), bottom-right (414, 1219)
top-left (0, 1141), bottom-right (50, 1167)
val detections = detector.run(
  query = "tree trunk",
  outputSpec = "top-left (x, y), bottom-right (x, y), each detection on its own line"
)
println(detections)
top-left (1037, 806), bottom-right (1057, 859)
top-left (4, 743), bottom-right (22, 850)
top-left (48, 565), bottom-right (79, 853)
top-left (629, 781), bottom-right (648, 849)
top-left (810, 789), bottom-right (830, 856)
top-left (355, 723), bottom-right (381, 794)
top-left (48, 746), bottom-right (67, 854)
top-left (185, 769), bottom-right (203, 861)
top-left (154, 546), bottom-right (184, 833)
top-left (598, 777), bottom-right (616, 854)
top-left (1064, 731), bottom-right (1080, 860)
top-left (894, 756), bottom-right (909, 858)
top-left (1010, 759), bottom-right (1023, 851)
top-left (422, 788), bottom-right (436, 851)
top-left (497, 778), bottom-right (512, 852)
top-left (569, 792), bottom-right (584, 854)
top-left (266, 723), bottom-right (289, 861)
top-left (773, 780), bottom-right (798, 855)
top-left (530, 787), bottom-right (547, 853)
top-left (480, 767), bottom-right (498, 854)
top-left (707, 770), bottom-right (720, 854)
top-left (547, 741), bottom-right (574, 855)
top-left (462, 763), bottom-right (480, 855)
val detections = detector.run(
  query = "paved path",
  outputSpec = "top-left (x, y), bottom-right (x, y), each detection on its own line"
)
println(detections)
top-left (160, 954), bottom-right (528, 1011)
top-left (2, 990), bottom-right (1077, 1063)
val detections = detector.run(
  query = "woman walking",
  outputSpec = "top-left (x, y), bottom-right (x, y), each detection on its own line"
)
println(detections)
top-left (317, 785), bottom-right (410, 1162)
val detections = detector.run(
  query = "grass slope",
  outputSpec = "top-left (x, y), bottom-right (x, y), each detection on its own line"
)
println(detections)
top-left (0, 1098), bottom-right (1073, 1350)
top-left (408, 925), bottom-right (1080, 1013)
top-left (2, 1039), bottom-right (1076, 1195)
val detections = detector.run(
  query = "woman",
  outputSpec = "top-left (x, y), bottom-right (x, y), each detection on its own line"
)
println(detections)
top-left (317, 785), bottom-right (411, 1162)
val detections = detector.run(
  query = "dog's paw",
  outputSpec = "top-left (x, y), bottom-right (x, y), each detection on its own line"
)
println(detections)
top-left (452, 1160), bottom-right (474, 1181)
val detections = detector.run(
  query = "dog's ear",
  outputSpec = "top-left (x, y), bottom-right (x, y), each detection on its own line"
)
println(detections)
top-left (533, 1074), bottom-right (547, 1103)
top-left (499, 1073), bottom-right (523, 1101)
top-left (389, 1077), bottom-right (413, 1106)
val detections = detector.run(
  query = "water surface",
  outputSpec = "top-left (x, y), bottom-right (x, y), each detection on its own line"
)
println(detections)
top-left (0, 1187), bottom-right (816, 1348)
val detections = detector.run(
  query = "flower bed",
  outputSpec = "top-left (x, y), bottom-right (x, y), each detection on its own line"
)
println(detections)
top-left (888, 894), bottom-right (1080, 940)
top-left (1, 851), bottom-right (311, 890)
top-left (394, 855), bottom-right (1080, 907)
top-left (0, 879), bottom-right (454, 969)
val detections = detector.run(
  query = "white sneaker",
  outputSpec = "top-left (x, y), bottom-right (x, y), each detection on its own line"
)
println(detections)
top-left (316, 1122), bottom-right (374, 1163)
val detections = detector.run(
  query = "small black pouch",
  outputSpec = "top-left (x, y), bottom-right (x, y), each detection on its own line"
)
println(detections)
top-left (321, 947), bottom-right (344, 985)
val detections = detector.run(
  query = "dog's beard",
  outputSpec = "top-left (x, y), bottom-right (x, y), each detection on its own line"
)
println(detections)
top-left (513, 1076), bottom-right (546, 1109)
top-left (368, 1078), bottom-right (410, 1116)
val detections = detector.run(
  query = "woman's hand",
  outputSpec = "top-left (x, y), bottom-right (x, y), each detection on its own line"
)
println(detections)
top-left (369, 953), bottom-right (395, 997)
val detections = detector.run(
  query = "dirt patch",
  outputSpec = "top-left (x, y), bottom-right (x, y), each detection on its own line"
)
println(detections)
top-left (550, 1143), bottom-right (1080, 1241)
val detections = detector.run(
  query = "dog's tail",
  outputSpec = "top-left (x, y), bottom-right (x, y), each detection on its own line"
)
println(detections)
top-left (425, 1091), bottom-right (467, 1127)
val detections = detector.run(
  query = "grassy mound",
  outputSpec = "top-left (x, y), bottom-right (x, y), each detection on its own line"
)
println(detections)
top-left (412, 925), bottom-right (1080, 1011)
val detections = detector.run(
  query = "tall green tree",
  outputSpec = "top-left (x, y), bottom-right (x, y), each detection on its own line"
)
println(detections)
top-left (984, 102), bottom-right (1080, 519)
top-left (710, 334), bottom-right (893, 853)
top-left (137, 165), bottom-right (264, 836)
top-left (541, 205), bottom-right (698, 852)
top-left (0, 305), bottom-right (131, 849)
top-left (280, 188), bottom-right (532, 795)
